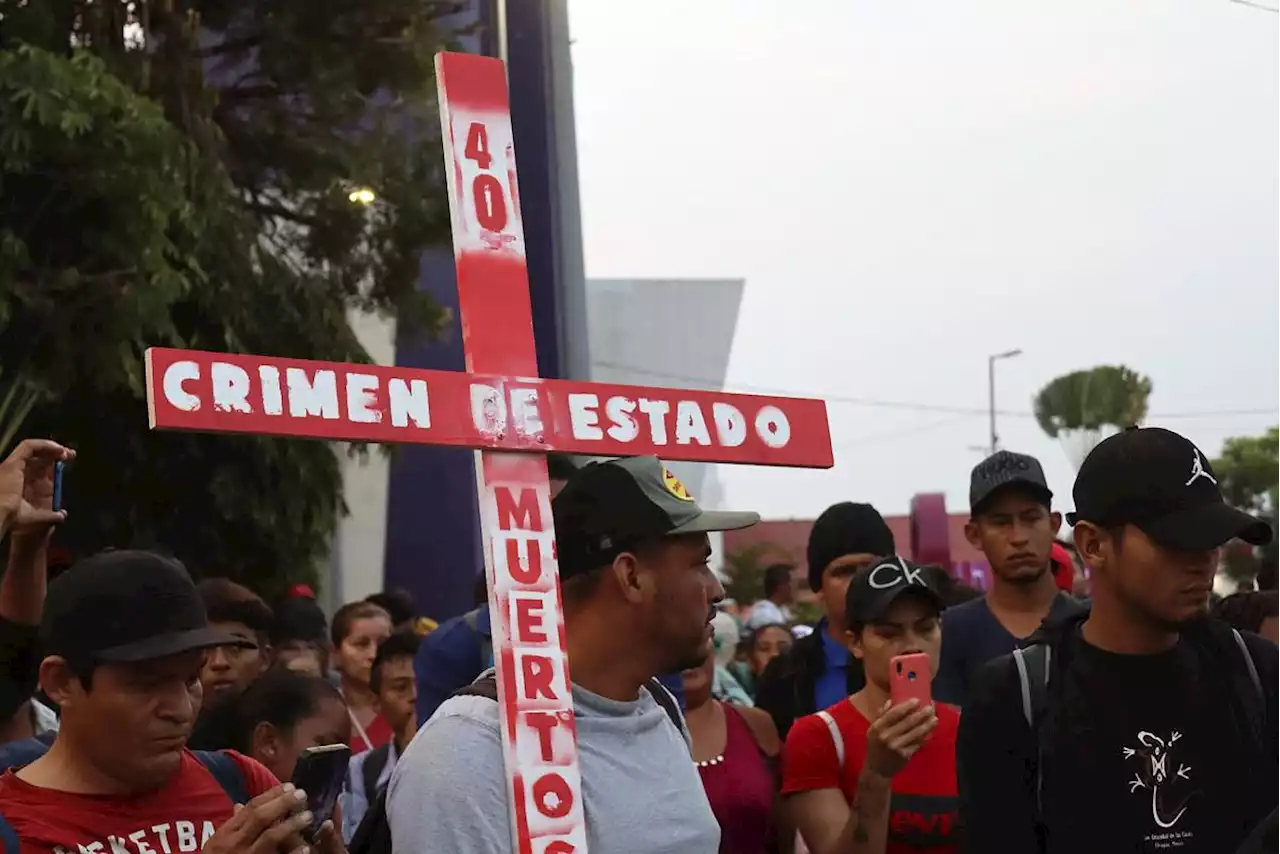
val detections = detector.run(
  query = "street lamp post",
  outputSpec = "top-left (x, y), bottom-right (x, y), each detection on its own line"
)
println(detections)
top-left (988, 349), bottom-right (1023, 456)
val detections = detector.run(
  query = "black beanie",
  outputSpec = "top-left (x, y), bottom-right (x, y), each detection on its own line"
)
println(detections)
top-left (806, 502), bottom-right (896, 591)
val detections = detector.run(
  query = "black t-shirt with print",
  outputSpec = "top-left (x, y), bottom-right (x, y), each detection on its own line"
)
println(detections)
top-left (1048, 635), bottom-right (1228, 852)
top-left (958, 622), bottom-right (1278, 854)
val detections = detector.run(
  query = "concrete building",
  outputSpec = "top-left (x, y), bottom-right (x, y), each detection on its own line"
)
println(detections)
top-left (583, 278), bottom-right (747, 575)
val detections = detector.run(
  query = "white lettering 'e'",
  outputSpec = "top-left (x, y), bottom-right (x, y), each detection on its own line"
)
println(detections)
top-left (637, 398), bottom-right (671, 444)
top-left (674, 401), bottom-right (712, 446)
top-left (568, 393), bottom-right (603, 440)
top-left (210, 363), bottom-right (252, 414)
top-left (151, 823), bottom-right (174, 854)
top-left (510, 388), bottom-right (544, 436)
top-left (712, 402), bottom-right (746, 447)
top-left (388, 378), bottom-right (430, 428)
top-left (285, 368), bottom-right (339, 419)
top-left (345, 373), bottom-right (382, 424)
top-left (605, 396), bottom-right (639, 442)
top-left (128, 829), bottom-right (155, 854)
top-left (163, 361), bottom-right (201, 412)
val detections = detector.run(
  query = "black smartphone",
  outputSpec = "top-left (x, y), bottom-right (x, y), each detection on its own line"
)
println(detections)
top-left (291, 743), bottom-right (351, 840)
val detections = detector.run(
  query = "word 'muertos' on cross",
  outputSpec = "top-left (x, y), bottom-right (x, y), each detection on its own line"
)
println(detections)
top-left (144, 52), bottom-right (833, 854)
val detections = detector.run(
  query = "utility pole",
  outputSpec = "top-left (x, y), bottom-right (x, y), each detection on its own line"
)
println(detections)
top-left (988, 349), bottom-right (1023, 456)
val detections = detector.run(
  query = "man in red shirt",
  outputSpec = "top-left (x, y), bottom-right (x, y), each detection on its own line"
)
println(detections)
top-left (0, 549), bottom-right (341, 854)
top-left (782, 557), bottom-right (958, 854)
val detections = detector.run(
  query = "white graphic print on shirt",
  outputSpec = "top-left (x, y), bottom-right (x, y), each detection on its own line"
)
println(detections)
top-left (1123, 730), bottom-right (1199, 850)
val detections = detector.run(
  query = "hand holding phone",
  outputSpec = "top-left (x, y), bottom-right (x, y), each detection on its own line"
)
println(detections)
top-left (291, 744), bottom-right (351, 841)
top-left (864, 653), bottom-right (937, 779)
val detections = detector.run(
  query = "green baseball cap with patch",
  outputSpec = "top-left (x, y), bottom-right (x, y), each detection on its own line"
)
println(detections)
top-left (551, 455), bottom-right (760, 578)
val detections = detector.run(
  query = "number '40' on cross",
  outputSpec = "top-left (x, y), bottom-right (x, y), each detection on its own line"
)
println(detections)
top-left (464, 121), bottom-right (516, 234)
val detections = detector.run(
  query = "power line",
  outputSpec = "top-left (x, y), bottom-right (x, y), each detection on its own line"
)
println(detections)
top-left (1230, 0), bottom-right (1278, 12)
top-left (589, 360), bottom-right (1277, 421)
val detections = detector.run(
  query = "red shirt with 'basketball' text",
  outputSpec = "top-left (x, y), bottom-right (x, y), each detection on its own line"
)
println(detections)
top-left (0, 749), bottom-right (278, 854)
top-left (781, 699), bottom-right (961, 853)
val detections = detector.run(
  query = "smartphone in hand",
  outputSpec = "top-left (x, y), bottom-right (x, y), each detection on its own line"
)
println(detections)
top-left (889, 652), bottom-right (932, 708)
top-left (291, 743), bottom-right (351, 840)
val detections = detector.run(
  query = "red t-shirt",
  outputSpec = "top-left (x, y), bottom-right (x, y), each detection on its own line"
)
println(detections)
top-left (350, 713), bottom-right (393, 755)
top-left (781, 699), bottom-right (961, 853)
top-left (0, 750), bottom-right (278, 854)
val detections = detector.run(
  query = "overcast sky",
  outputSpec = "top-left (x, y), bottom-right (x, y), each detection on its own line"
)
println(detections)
top-left (567, 0), bottom-right (1279, 520)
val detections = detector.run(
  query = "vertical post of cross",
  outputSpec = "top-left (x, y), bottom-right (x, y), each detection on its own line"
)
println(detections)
top-left (435, 53), bottom-right (586, 853)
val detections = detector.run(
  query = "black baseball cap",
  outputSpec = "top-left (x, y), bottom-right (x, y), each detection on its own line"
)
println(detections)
top-left (40, 550), bottom-right (236, 666)
top-left (845, 556), bottom-right (947, 626)
top-left (553, 456), bottom-right (759, 578)
top-left (970, 450), bottom-right (1052, 513)
top-left (1066, 427), bottom-right (1272, 551)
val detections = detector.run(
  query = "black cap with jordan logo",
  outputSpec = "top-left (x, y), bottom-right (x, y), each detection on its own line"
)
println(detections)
top-left (552, 455), bottom-right (760, 578)
top-left (1065, 426), bottom-right (1272, 551)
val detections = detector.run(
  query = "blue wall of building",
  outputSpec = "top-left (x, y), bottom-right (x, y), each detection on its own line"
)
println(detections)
top-left (385, 0), bottom-right (567, 621)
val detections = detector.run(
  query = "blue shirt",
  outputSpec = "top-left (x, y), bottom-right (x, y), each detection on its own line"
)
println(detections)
top-left (813, 619), bottom-right (852, 711)
top-left (934, 592), bottom-right (1081, 706)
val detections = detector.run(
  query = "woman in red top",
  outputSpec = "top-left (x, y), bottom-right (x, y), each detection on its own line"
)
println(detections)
top-left (781, 557), bottom-right (959, 854)
top-left (331, 601), bottom-right (393, 753)
top-left (683, 647), bottom-right (784, 854)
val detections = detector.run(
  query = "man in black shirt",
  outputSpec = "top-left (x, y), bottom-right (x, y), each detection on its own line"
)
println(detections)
top-left (958, 426), bottom-right (1278, 854)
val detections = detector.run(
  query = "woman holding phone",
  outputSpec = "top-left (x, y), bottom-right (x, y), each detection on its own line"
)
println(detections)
top-left (781, 557), bottom-right (959, 854)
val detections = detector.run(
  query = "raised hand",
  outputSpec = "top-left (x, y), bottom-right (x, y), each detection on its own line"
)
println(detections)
top-left (0, 439), bottom-right (74, 539)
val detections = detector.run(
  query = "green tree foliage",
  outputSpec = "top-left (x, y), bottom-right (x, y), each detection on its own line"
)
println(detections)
top-left (1213, 427), bottom-right (1278, 584)
top-left (721, 542), bottom-right (790, 606)
top-left (0, 1), bottom-right (461, 594)
top-left (1033, 365), bottom-right (1154, 438)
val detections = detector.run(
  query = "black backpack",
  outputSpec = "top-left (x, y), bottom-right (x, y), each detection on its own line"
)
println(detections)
top-left (348, 673), bottom-right (685, 854)
top-left (1014, 624), bottom-right (1268, 850)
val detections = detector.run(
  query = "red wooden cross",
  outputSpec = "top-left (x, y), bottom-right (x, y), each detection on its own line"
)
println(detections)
top-left (144, 52), bottom-right (833, 854)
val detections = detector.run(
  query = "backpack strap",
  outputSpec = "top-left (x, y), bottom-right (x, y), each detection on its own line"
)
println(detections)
top-left (0, 812), bottom-right (17, 854)
top-left (1223, 627), bottom-right (1264, 747)
top-left (348, 786), bottom-right (391, 854)
top-left (453, 673), bottom-right (499, 701)
top-left (644, 677), bottom-right (685, 733)
top-left (1012, 643), bottom-right (1051, 842)
top-left (361, 744), bottom-right (392, 803)
top-left (816, 709), bottom-right (845, 768)
top-left (193, 751), bottom-right (250, 805)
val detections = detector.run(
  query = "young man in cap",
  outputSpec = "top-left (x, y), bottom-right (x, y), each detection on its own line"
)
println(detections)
top-left (958, 427), bottom-right (1278, 854)
top-left (756, 502), bottom-right (896, 737)
top-left (0, 549), bottom-right (339, 854)
top-left (933, 450), bottom-right (1081, 706)
top-left (782, 556), bottom-right (958, 854)
top-left (387, 455), bottom-right (758, 853)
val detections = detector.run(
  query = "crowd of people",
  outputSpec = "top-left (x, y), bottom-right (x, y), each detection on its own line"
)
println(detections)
top-left (0, 427), bottom-right (1275, 854)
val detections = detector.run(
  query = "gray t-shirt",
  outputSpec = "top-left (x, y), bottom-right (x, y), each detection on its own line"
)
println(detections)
top-left (386, 678), bottom-right (721, 854)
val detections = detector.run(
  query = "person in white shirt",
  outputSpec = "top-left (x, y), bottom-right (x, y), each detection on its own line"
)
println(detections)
top-left (745, 564), bottom-right (795, 631)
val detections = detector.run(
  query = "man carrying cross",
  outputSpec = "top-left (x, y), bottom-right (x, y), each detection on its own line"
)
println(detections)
top-left (143, 50), bottom-right (834, 854)
top-left (387, 456), bottom-right (756, 852)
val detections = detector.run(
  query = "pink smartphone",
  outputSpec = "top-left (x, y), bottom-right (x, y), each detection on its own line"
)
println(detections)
top-left (890, 652), bottom-right (932, 708)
